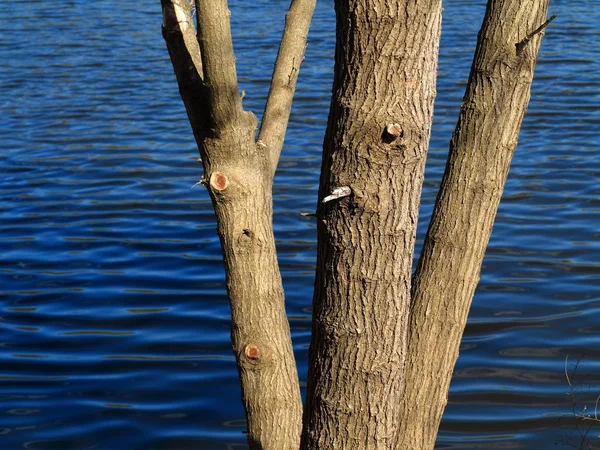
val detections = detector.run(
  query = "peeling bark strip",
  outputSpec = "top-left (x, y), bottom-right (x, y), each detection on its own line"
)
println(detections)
top-left (161, 1), bottom-right (316, 449)
top-left (302, 1), bottom-right (442, 449)
top-left (398, 1), bottom-right (553, 449)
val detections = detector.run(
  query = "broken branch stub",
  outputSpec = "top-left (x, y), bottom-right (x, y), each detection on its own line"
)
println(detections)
top-left (322, 186), bottom-right (352, 204)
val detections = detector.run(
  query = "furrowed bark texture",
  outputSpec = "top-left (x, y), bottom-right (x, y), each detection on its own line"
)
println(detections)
top-left (302, 1), bottom-right (442, 448)
top-left (397, 1), bottom-right (552, 448)
top-left (208, 127), bottom-right (303, 450)
top-left (162, 0), bottom-right (316, 448)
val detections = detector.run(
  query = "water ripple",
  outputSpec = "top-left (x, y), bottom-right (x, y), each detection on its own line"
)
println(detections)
top-left (0, 0), bottom-right (598, 449)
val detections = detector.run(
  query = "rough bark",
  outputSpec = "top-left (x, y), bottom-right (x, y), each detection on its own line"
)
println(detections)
top-left (161, 0), bottom-right (315, 448)
top-left (302, 1), bottom-right (442, 448)
top-left (258, 0), bottom-right (316, 173)
top-left (162, 0), bottom-right (553, 448)
top-left (397, 1), bottom-right (553, 449)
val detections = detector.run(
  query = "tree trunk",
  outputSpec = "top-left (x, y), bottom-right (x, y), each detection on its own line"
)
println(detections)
top-left (302, 0), bottom-right (553, 448)
top-left (397, 1), bottom-right (553, 448)
top-left (161, 0), bottom-right (316, 448)
top-left (302, 1), bottom-right (442, 448)
top-left (162, 0), bottom-right (554, 448)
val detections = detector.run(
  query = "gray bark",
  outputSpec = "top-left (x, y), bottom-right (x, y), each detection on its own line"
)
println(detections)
top-left (398, 1), bottom-right (553, 448)
top-left (161, 0), bottom-right (315, 448)
top-left (161, 0), bottom-right (554, 448)
top-left (302, 1), bottom-right (442, 448)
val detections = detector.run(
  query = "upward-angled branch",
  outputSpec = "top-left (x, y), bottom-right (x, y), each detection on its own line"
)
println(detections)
top-left (397, 1), bottom-right (553, 448)
top-left (258, 0), bottom-right (317, 174)
top-left (196, 0), bottom-right (244, 132)
top-left (161, 0), bottom-right (209, 143)
top-left (163, 2), bottom-right (308, 449)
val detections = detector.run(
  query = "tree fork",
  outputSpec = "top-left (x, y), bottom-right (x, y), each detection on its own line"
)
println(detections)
top-left (398, 1), bottom-right (553, 448)
top-left (162, 0), bottom-right (316, 448)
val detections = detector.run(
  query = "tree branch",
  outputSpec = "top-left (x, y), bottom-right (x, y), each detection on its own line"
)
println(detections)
top-left (516, 13), bottom-right (556, 55)
top-left (257, 0), bottom-right (317, 174)
top-left (195, 0), bottom-right (243, 132)
top-left (162, 3), bottom-right (303, 448)
top-left (161, 0), bottom-right (210, 143)
top-left (397, 1), bottom-right (552, 448)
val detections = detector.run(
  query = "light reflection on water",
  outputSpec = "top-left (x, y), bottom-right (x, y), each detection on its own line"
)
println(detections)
top-left (0, 0), bottom-right (599, 448)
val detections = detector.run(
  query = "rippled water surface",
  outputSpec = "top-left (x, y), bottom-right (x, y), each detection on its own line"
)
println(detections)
top-left (1, 1), bottom-right (599, 449)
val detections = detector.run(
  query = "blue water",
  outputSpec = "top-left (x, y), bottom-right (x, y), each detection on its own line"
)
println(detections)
top-left (1, 1), bottom-right (599, 449)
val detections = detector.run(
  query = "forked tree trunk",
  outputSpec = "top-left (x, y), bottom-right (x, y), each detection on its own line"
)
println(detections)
top-left (161, 0), bottom-right (315, 448)
top-left (302, 1), bottom-right (442, 448)
top-left (162, 0), bottom-right (553, 448)
top-left (398, 1), bottom-right (552, 448)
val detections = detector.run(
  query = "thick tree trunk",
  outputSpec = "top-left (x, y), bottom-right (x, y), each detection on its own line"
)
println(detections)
top-left (162, 0), bottom-right (553, 448)
top-left (397, 1), bottom-right (553, 449)
top-left (161, 0), bottom-right (315, 448)
top-left (302, 1), bottom-right (442, 448)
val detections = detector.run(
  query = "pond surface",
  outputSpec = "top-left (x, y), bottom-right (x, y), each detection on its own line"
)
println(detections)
top-left (1, 1), bottom-right (599, 449)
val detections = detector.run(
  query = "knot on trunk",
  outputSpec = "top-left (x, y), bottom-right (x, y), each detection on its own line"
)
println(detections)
top-left (210, 171), bottom-right (229, 192)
